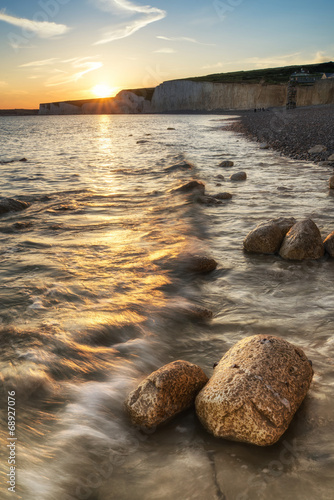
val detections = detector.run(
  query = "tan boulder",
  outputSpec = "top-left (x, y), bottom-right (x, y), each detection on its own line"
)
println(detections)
top-left (328, 154), bottom-right (334, 162)
top-left (219, 160), bottom-right (234, 167)
top-left (230, 171), bottom-right (247, 181)
top-left (243, 217), bottom-right (296, 254)
top-left (195, 335), bottom-right (313, 446)
top-left (186, 255), bottom-right (218, 273)
top-left (279, 219), bottom-right (324, 260)
top-left (323, 231), bottom-right (334, 257)
top-left (126, 360), bottom-right (208, 429)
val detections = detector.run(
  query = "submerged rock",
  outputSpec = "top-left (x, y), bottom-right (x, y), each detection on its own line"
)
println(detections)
top-left (214, 192), bottom-right (233, 200)
top-left (126, 360), bottom-right (208, 429)
top-left (230, 171), bottom-right (247, 181)
top-left (165, 160), bottom-right (194, 173)
top-left (279, 219), bottom-right (324, 260)
top-left (323, 231), bottom-right (334, 257)
top-left (243, 217), bottom-right (296, 254)
top-left (216, 174), bottom-right (225, 180)
top-left (196, 195), bottom-right (223, 205)
top-left (0, 197), bottom-right (30, 215)
top-left (186, 255), bottom-right (218, 273)
top-left (329, 176), bottom-right (334, 189)
top-left (195, 334), bottom-right (313, 446)
top-left (219, 160), bottom-right (234, 168)
top-left (172, 180), bottom-right (205, 195)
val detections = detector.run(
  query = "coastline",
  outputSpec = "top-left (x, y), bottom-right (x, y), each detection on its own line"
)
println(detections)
top-left (226, 104), bottom-right (334, 164)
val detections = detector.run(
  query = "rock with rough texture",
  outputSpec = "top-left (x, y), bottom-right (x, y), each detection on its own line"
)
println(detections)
top-left (328, 154), bottom-right (334, 161)
top-left (259, 143), bottom-right (269, 149)
top-left (323, 231), bottom-right (334, 257)
top-left (195, 334), bottom-right (313, 446)
top-left (329, 176), bottom-right (334, 189)
top-left (126, 360), bottom-right (208, 429)
top-left (172, 180), bottom-right (205, 195)
top-left (230, 172), bottom-right (247, 181)
top-left (279, 219), bottom-right (324, 260)
top-left (196, 195), bottom-right (223, 206)
top-left (308, 144), bottom-right (327, 154)
top-left (243, 217), bottom-right (296, 254)
top-left (216, 174), bottom-right (225, 180)
top-left (214, 192), bottom-right (233, 200)
top-left (0, 197), bottom-right (30, 215)
top-left (186, 255), bottom-right (217, 273)
top-left (219, 160), bottom-right (234, 168)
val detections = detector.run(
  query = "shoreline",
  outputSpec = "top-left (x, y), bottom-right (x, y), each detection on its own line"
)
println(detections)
top-left (225, 104), bottom-right (334, 164)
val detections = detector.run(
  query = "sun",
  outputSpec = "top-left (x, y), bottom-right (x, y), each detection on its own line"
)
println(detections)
top-left (92, 84), bottom-right (115, 98)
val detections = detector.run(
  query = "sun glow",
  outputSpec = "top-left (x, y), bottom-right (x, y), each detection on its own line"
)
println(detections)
top-left (92, 84), bottom-right (116, 98)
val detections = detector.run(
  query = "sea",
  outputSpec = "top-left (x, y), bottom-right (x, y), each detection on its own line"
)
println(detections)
top-left (0, 114), bottom-right (333, 500)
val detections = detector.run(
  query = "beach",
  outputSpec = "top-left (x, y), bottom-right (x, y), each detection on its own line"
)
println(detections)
top-left (228, 104), bottom-right (334, 163)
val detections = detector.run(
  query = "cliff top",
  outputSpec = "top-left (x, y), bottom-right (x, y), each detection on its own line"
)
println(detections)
top-left (183, 61), bottom-right (334, 85)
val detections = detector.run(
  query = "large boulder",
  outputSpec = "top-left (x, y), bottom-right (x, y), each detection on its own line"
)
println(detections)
top-left (279, 219), bottom-right (324, 260)
top-left (323, 231), bottom-right (334, 257)
top-left (126, 360), bottom-right (208, 429)
top-left (195, 335), bottom-right (313, 446)
top-left (0, 197), bottom-right (30, 215)
top-left (243, 217), bottom-right (296, 254)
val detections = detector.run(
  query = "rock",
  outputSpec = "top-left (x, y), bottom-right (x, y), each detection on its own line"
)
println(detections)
top-left (323, 231), bottom-right (334, 257)
top-left (136, 140), bottom-right (149, 144)
top-left (167, 127), bottom-right (175, 130)
top-left (328, 154), bottom-right (334, 161)
top-left (243, 217), bottom-right (296, 254)
top-left (216, 174), bottom-right (225, 180)
top-left (219, 160), bottom-right (234, 168)
top-left (13, 221), bottom-right (33, 230)
top-left (186, 255), bottom-right (218, 273)
top-left (196, 195), bottom-right (223, 206)
top-left (214, 192), bottom-right (233, 200)
top-left (165, 160), bottom-right (194, 173)
top-left (259, 143), bottom-right (269, 149)
top-left (279, 219), bottom-right (324, 260)
top-left (186, 305), bottom-right (213, 321)
top-left (172, 180), bottom-right (205, 195)
top-left (19, 158), bottom-right (28, 162)
top-left (0, 197), bottom-right (30, 215)
top-left (195, 334), bottom-right (313, 446)
top-left (308, 145), bottom-right (327, 154)
top-left (230, 172), bottom-right (247, 181)
top-left (126, 360), bottom-right (208, 429)
top-left (329, 176), bottom-right (334, 189)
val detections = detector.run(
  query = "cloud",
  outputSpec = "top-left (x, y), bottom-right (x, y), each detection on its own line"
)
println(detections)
top-left (157, 35), bottom-right (215, 46)
top-left (94, 0), bottom-right (166, 45)
top-left (0, 10), bottom-right (70, 38)
top-left (153, 48), bottom-right (176, 54)
top-left (45, 58), bottom-right (103, 87)
top-left (243, 53), bottom-right (302, 68)
top-left (19, 58), bottom-right (58, 68)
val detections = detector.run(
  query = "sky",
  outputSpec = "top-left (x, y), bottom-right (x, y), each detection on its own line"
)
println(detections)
top-left (0, 0), bottom-right (333, 108)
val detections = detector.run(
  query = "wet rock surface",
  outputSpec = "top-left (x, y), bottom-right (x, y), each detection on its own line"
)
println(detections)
top-left (230, 171), bottom-right (247, 181)
top-left (165, 160), bottom-right (194, 172)
top-left (323, 231), bottom-right (334, 257)
top-left (219, 160), bottom-right (234, 168)
top-left (0, 197), bottom-right (30, 215)
top-left (173, 180), bottom-right (205, 194)
top-left (279, 218), bottom-right (324, 261)
top-left (186, 255), bottom-right (218, 273)
top-left (244, 217), bottom-right (296, 254)
top-left (195, 334), bottom-right (313, 446)
top-left (126, 360), bottom-right (208, 429)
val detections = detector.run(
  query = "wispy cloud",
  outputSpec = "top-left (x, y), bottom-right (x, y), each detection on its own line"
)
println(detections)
top-left (19, 58), bottom-right (58, 68)
top-left (243, 53), bottom-right (302, 68)
top-left (0, 10), bottom-right (70, 38)
top-left (94, 0), bottom-right (166, 45)
top-left (154, 48), bottom-right (176, 54)
top-left (45, 58), bottom-right (103, 87)
top-left (157, 35), bottom-right (215, 46)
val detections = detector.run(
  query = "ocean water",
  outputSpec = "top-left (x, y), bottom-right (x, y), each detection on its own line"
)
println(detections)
top-left (0, 114), bottom-right (333, 500)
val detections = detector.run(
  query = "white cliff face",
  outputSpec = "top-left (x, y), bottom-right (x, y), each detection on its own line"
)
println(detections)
top-left (151, 80), bottom-right (288, 112)
top-left (39, 91), bottom-right (153, 115)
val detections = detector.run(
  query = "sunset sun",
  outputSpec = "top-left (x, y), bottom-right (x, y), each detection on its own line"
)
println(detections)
top-left (92, 84), bottom-right (115, 98)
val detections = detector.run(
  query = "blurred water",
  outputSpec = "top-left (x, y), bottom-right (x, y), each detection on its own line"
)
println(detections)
top-left (0, 115), bottom-right (333, 500)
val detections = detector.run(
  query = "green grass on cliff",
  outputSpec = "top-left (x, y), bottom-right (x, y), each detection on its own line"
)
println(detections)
top-left (183, 62), bottom-right (334, 85)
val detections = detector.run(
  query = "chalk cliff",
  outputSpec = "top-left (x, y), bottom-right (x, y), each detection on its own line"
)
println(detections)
top-left (296, 79), bottom-right (334, 106)
top-left (151, 80), bottom-right (288, 112)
